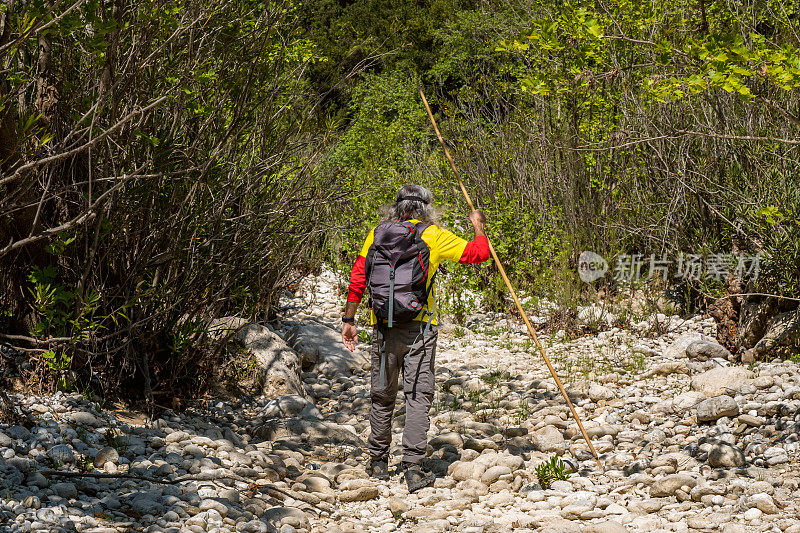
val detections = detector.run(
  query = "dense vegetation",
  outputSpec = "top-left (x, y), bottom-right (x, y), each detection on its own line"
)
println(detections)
top-left (0, 0), bottom-right (344, 401)
top-left (1, 0), bottom-right (799, 402)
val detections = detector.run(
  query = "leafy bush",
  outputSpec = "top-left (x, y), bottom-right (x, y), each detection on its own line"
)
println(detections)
top-left (0, 0), bottom-right (348, 401)
top-left (321, 0), bottom-right (800, 322)
top-left (535, 455), bottom-right (572, 489)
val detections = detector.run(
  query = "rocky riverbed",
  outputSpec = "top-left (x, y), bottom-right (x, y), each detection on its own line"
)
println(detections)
top-left (1, 271), bottom-right (799, 532)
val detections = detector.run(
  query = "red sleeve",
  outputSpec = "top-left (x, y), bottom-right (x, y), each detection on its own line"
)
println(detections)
top-left (459, 235), bottom-right (490, 264)
top-left (347, 256), bottom-right (367, 303)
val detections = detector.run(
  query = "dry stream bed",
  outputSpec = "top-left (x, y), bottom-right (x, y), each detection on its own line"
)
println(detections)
top-left (1, 271), bottom-right (798, 532)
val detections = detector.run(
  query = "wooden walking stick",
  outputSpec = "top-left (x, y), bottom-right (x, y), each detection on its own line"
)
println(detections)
top-left (420, 90), bottom-right (603, 469)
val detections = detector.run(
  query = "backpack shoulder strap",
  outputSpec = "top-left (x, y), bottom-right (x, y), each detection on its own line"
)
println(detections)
top-left (412, 222), bottom-right (433, 246)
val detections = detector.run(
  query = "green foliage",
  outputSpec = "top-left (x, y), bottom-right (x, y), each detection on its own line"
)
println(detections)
top-left (27, 267), bottom-right (102, 341)
top-left (357, 329), bottom-right (372, 345)
top-left (382, 0), bottom-right (800, 312)
top-left (5, 0), bottom-right (800, 403)
top-left (619, 350), bottom-right (646, 375)
top-left (513, 400), bottom-right (532, 424)
top-left (466, 388), bottom-right (484, 404)
top-left (1, 0), bottom-right (345, 400)
top-left (480, 369), bottom-right (508, 386)
top-left (535, 455), bottom-right (572, 489)
top-left (104, 429), bottom-right (127, 454)
top-left (76, 455), bottom-right (95, 473)
top-left (41, 350), bottom-right (72, 391)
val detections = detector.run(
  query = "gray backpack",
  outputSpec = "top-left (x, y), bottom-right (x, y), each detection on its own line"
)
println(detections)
top-left (364, 221), bottom-right (437, 328)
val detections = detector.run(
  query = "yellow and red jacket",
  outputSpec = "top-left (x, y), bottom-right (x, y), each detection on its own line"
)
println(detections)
top-left (347, 219), bottom-right (490, 325)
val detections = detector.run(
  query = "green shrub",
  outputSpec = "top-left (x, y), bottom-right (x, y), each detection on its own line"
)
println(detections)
top-left (535, 455), bottom-right (572, 489)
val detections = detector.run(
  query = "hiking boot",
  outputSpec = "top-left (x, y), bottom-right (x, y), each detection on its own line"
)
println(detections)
top-left (369, 457), bottom-right (389, 480)
top-left (403, 463), bottom-right (435, 493)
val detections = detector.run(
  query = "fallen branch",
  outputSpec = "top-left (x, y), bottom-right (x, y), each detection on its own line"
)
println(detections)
top-left (0, 333), bottom-right (74, 345)
top-left (37, 468), bottom-right (327, 511)
top-left (39, 468), bottom-right (180, 484)
top-left (727, 293), bottom-right (800, 303)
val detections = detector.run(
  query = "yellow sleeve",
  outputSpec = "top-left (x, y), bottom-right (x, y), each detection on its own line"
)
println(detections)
top-left (433, 226), bottom-right (468, 262)
top-left (359, 229), bottom-right (375, 257)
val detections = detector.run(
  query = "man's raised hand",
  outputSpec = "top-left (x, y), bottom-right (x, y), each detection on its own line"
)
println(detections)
top-left (469, 209), bottom-right (486, 235)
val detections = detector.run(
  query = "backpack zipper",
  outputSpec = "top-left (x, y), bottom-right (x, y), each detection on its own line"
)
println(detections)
top-left (388, 267), bottom-right (395, 328)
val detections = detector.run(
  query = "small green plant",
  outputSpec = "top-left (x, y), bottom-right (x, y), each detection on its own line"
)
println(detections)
top-left (521, 338), bottom-right (534, 352)
top-left (452, 326), bottom-right (465, 338)
top-left (480, 370), bottom-right (507, 386)
top-left (28, 266), bottom-right (103, 340)
top-left (77, 455), bottom-right (95, 473)
top-left (80, 387), bottom-right (107, 412)
top-left (535, 455), bottom-right (572, 489)
top-left (486, 396), bottom-right (501, 411)
top-left (613, 307), bottom-right (631, 328)
top-left (619, 351), bottom-right (646, 374)
top-left (41, 350), bottom-right (72, 391)
top-left (481, 326), bottom-right (506, 338)
top-left (560, 358), bottom-right (575, 381)
top-left (584, 314), bottom-right (606, 334)
top-left (467, 389), bottom-right (484, 404)
top-left (358, 329), bottom-right (372, 344)
top-left (104, 429), bottom-right (127, 453)
top-left (168, 317), bottom-right (205, 357)
top-left (513, 400), bottom-right (532, 424)
top-left (447, 395), bottom-right (462, 411)
top-left (575, 353), bottom-right (595, 380)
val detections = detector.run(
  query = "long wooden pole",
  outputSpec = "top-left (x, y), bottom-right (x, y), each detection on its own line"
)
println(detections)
top-left (420, 90), bottom-right (602, 468)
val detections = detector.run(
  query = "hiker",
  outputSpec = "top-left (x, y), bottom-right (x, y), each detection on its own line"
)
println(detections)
top-left (341, 184), bottom-right (490, 492)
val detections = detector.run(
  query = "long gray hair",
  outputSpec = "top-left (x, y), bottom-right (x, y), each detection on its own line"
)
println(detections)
top-left (380, 184), bottom-right (438, 224)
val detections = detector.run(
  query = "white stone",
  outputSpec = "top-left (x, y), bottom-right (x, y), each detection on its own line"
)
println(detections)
top-left (691, 367), bottom-right (754, 397)
top-left (743, 508), bottom-right (762, 521)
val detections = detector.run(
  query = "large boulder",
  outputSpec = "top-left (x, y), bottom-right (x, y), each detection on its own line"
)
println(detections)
top-left (664, 332), bottom-right (716, 359)
top-left (736, 297), bottom-right (777, 351)
top-left (691, 366), bottom-right (753, 398)
top-left (532, 425), bottom-right (565, 454)
top-left (281, 320), bottom-right (368, 377)
top-left (261, 395), bottom-right (321, 420)
top-left (261, 506), bottom-right (309, 531)
top-left (696, 395), bottom-right (739, 422)
top-left (238, 324), bottom-right (305, 398)
top-left (567, 381), bottom-right (615, 402)
top-left (254, 417), bottom-right (365, 448)
top-left (448, 460), bottom-right (487, 481)
top-left (744, 309), bottom-right (800, 362)
top-left (672, 390), bottom-right (706, 412)
top-left (207, 316), bottom-right (249, 341)
top-left (686, 340), bottom-right (732, 361)
top-left (708, 442), bottom-right (746, 468)
top-left (650, 473), bottom-right (698, 497)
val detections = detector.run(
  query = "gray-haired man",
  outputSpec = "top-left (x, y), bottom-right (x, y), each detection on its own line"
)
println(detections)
top-left (341, 184), bottom-right (489, 492)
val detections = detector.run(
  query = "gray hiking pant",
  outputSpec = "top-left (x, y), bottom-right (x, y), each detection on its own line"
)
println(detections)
top-left (366, 321), bottom-right (437, 465)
